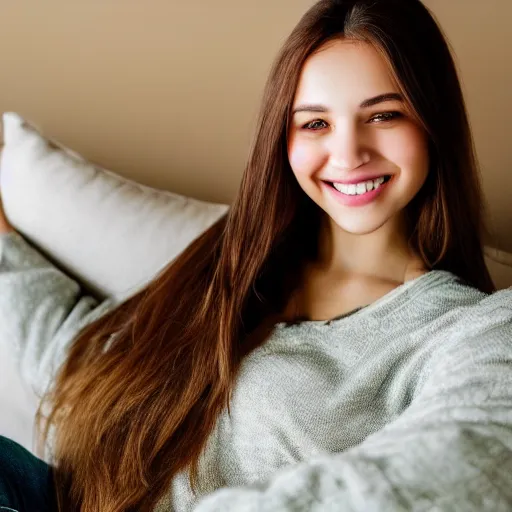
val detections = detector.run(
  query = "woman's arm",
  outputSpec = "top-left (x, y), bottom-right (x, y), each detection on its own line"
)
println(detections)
top-left (0, 231), bottom-right (118, 398)
top-left (193, 292), bottom-right (512, 511)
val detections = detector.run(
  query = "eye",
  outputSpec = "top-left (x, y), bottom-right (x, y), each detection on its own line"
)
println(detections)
top-left (302, 119), bottom-right (329, 131)
top-left (368, 111), bottom-right (403, 124)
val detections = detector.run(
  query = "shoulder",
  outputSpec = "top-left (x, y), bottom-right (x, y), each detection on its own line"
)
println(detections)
top-left (412, 284), bottom-right (512, 398)
top-left (413, 274), bottom-right (512, 361)
top-left (428, 285), bottom-right (512, 367)
top-left (410, 270), bottom-right (488, 316)
top-left (473, 286), bottom-right (512, 311)
top-left (457, 286), bottom-right (512, 332)
top-left (434, 272), bottom-right (512, 340)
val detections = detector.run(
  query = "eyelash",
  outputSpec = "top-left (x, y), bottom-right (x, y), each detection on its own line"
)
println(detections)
top-left (301, 111), bottom-right (403, 131)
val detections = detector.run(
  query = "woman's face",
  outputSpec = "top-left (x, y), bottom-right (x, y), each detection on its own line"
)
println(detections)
top-left (288, 39), bottom-right (429, 236)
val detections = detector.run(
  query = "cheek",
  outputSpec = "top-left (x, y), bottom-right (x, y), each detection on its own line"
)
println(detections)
top-left (288, 139), bottom-right (325, 178)
top-left (383, 125), bottom-right (429, 177)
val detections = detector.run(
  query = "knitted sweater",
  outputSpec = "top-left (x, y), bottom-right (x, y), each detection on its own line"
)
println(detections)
top-left (1, 231), bottom-right (512, 512)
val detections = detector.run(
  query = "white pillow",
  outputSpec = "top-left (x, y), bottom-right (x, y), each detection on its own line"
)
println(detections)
top-left (0, 112), bottom-right (230, 302)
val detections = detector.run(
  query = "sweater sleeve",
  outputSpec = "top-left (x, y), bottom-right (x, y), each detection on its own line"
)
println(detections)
top-left (0, 231), bottom-right (118, 398)
top-left (193, 291), bottom-right (512, 512)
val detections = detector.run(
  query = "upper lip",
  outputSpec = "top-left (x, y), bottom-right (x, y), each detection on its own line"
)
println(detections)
top-left (322, 172), bottom-right (391, 185)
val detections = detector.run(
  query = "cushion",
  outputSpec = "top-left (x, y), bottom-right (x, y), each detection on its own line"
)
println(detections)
top-left (0, 112), bottom-right (230, 303)
top-left (484, 246), bottom-right (512, 290)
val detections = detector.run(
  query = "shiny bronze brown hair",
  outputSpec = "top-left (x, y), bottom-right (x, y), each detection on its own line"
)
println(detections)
top-left (36, 1), bottom-right (494, 510)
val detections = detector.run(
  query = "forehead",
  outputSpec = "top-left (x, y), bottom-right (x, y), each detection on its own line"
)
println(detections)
top-left (293, 39), bottom-right (399, 106)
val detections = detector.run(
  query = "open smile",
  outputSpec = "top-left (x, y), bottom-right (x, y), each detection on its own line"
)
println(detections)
top-left (322, 175), bottom-right (393, 206)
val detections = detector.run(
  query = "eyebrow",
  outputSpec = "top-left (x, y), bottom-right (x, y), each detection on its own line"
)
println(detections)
top-left (292, 93), bottom-right (404, 114)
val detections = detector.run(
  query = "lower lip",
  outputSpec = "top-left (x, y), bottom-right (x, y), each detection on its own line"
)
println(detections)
top-left (322, 178), bottom-right (391, 206)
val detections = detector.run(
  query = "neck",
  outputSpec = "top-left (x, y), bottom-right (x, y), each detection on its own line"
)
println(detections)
top-left (315, 213), bottom-right (425, 284)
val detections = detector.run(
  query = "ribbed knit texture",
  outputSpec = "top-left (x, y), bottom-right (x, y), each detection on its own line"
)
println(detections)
top-left (2, 231), bottom-right (512, 511)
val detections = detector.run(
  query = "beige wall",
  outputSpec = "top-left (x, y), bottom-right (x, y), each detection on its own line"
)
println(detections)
top-left (0, 1), bottom-right (313, 204)
top-left (0, 1), bottom-right (510, 250)
top-left (424, 0), bottom-right (512, 251)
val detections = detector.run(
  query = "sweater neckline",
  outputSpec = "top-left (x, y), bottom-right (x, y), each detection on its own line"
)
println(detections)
top-left (273, 269), bottom-right (458, 329)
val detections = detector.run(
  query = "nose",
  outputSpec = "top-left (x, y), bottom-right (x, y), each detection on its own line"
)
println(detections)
top-left (327, 121), bottom-right (370, 171)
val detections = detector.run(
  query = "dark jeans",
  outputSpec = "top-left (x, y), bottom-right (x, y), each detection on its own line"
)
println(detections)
top-left (0, 436), bottom-right (57, 512)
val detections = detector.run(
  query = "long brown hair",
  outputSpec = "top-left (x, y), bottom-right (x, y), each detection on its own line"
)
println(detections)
top-left (36, 1), bottom-right (495, 510)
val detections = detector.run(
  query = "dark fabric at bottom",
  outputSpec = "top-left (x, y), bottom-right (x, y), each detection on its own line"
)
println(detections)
top-left (0, 436), bottom-right (57, 512)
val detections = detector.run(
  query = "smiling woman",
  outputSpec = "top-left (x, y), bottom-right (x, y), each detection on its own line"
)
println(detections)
top-left (283, 38), bottom-right (434, 320)
top-left (1, 0), bottom-right (512, 511)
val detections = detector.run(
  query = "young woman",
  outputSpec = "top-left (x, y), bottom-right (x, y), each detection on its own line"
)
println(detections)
top-left (1, 0), bottom-right (511, 511)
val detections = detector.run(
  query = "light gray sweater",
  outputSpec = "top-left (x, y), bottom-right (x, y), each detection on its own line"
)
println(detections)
top-left (1, 230), bottom-right (512, 512)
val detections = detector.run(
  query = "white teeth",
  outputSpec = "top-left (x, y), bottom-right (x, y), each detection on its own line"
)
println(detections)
top-left (332, 176), bottom-right (389, 196)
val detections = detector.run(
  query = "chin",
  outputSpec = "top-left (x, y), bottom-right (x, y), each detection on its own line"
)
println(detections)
top-left (330, 215), bottom-right (392, 236)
